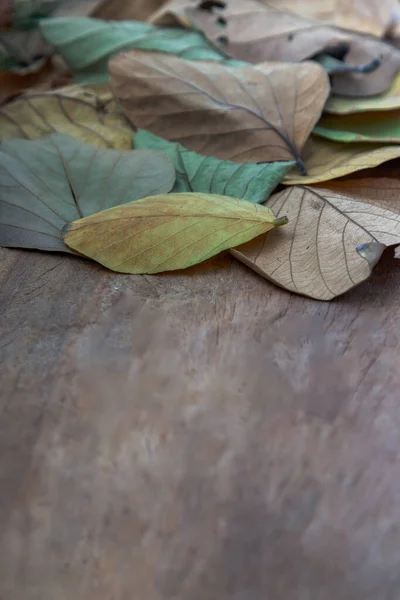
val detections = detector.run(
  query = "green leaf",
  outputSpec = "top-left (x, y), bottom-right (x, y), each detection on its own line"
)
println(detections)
top-left (313, 53), bottom-right (381, 75)
top-left (39, 17), bottom-right (245, 84)
top-left (134, 130), bottom-right (294, 203)
top-left (12, 0), bottom-right (59, 30)
top-left (63, 192), bottom-right (287, 274)
top-left (0, 133), bottom-right (175, 253)
top-left (314, 111), bottom-right (400, 143)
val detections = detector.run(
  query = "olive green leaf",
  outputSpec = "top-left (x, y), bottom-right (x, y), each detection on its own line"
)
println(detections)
top-left (0, 133), bottom-right (175, 253)
top-left (134, 130), bottom-right (295, 202)
top-left (314, 111), bottom-right (400, 143)
top-left (63, 192), bottom-right (287, 274)
top-left (39, 17), bottom-right (244, 84)
top-left (0, 84), bottom-right (134, 148)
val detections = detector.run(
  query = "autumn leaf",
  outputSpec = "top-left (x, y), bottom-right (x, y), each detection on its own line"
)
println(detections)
top-left (0, 83), bottom-right (134, 147)
top-left (13, 0), bottom-right (108, 28)
top-left (134, 129), bottom-right (295, 201)
top-left (231, 186), bottom-right (400, 300)
top-left (314, 111), bottom-right (400, 143)
top-left (39, 16), bottom-right (244, 84)
top-left (0, 62), bottom-right (70, 106)
top-left (0, 133), bottom-right (175, 252)
top-left (283, 135), bottom-right (400, 184)
top-left (334, 0), bottom-right (399, 38)
top-left (0, 1), bottom-right (107, 73)
top-left (155, 0), bottom-right (400, 96)
top-left (0, 28), bottom-right (49, 73)
top-left (63, 192), bottom-right (287, 274)
top-left (311, 163), bottom-right (400, 211)
top-left (325, 74), bottom-right (400, 114)
top-left (110, 50), bottom-right (329, 172)
top-left (93, 0), bottom-right (167, 22)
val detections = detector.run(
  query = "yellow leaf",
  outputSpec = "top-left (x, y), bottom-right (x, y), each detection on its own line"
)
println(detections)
top-left (0, 84), bottom-right (134, 148)
top-left (325, 73), bottom-right (400, 114)
top-left (283, 135), bottom-right (400, 184)
top-left (232, 185), bottom-right (400, 300)
top-left (63, 192), bottom-right (286, 274)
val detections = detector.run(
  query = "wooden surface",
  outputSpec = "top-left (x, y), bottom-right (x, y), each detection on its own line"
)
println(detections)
top-left (1, 246), bottom-right (400, 599)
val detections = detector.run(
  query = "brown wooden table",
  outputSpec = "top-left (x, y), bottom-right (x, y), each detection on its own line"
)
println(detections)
top-left (1, 247), bottom-right (400, 599)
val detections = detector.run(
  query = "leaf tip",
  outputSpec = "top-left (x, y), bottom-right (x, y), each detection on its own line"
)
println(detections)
top-left (356, 241), bottom-right (385, 267)
top-left (273, 215), bottom-right (288, 227)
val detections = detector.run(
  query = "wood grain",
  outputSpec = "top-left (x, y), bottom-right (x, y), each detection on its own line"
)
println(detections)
top-left (1, 247), bottom-right (400, 599)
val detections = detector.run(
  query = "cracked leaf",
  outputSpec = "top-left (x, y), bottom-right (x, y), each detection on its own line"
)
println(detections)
top-left (63, 192), bottom-right (287, 274)
top-left (0, 133), bottom-right (175, 252)
top-left (232, 185), bottom-right (400, 300)
top-left (110, 50), bottom-right (329, 172)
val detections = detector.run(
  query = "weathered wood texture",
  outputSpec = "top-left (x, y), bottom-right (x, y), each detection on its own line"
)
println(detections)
top-left (1, 247), bottom-right (400, 600)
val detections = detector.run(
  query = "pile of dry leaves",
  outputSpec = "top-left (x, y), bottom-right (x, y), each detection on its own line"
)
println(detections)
top-left (2, 0), bottom-right (400, 300)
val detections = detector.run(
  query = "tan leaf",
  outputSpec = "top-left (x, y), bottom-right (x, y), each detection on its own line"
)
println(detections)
top-left (110, 50), bottom-right (329, 171)
top-left (63, 192), bottom-right (287, 274)
top-left (258, 0), bottom-right (336, 22)
top-left (0, 84), bottom-right (133, 148)
top-left (96, 0), bottom-right (167, 21)
top-left (283, 135), bottom-right (400, 184)
top-left (232, 186), bottom-right (400, 300)
top-left (311, 163), bottom-right (400, 211)
top-left (335, 0), bottom-right (399, 37)
top-left (325, 73), bottom-right (400, 114)
top-left (155, 0), bottom-right (400, 96)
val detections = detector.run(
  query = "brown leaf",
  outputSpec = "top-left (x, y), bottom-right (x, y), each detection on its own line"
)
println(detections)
top-left (0, 61), bottom-right (71, 106)
top-left (0, 0), bottom-right (12, 28)
top-left (110, 50), bottom-right (329, 172)
top-left (231, 185), bottom-right (400, 300)
top-left (153, 0), bottom-right (400, 96)
top-left (96, 0), bottom-right (168, 21)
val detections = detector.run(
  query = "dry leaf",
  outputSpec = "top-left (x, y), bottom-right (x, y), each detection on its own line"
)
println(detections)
top-left (110, 50), bottom-right (329, 172)
top-left (232, 185), bottom-right (400, 300)
top-left (0, 61), bottom-right (70, 105)
top-left (0, 84), bottom-right (134, 148)
top-left (314, 110), bottom-right (400, 143)
top-left (325, 73), bottom-right (400, 113)
top-left (0, 133), bottom-right (175, 252)
top-left (134, 129), bottom-right (294, 201)
top-left (258, 0), bottom-right (336, 22)
top-left (312, 163), bottom-right (400, 211)
top-left (260, 0), bottom-right (397, 36)
top-left (154, 0), bottom-right (400, 96)
top-left (39, 16), bottom-right (243, 86)
top-left (283, 135), bottom-right (400, 184)
top-left (95, 0), bottom-right (167, 21)
top-left (63, 192), bottom-right (287, 273)
top-left (0, 0), bottom-right (12, 28)
top-left (335, 0), bottom-right (399, 37)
